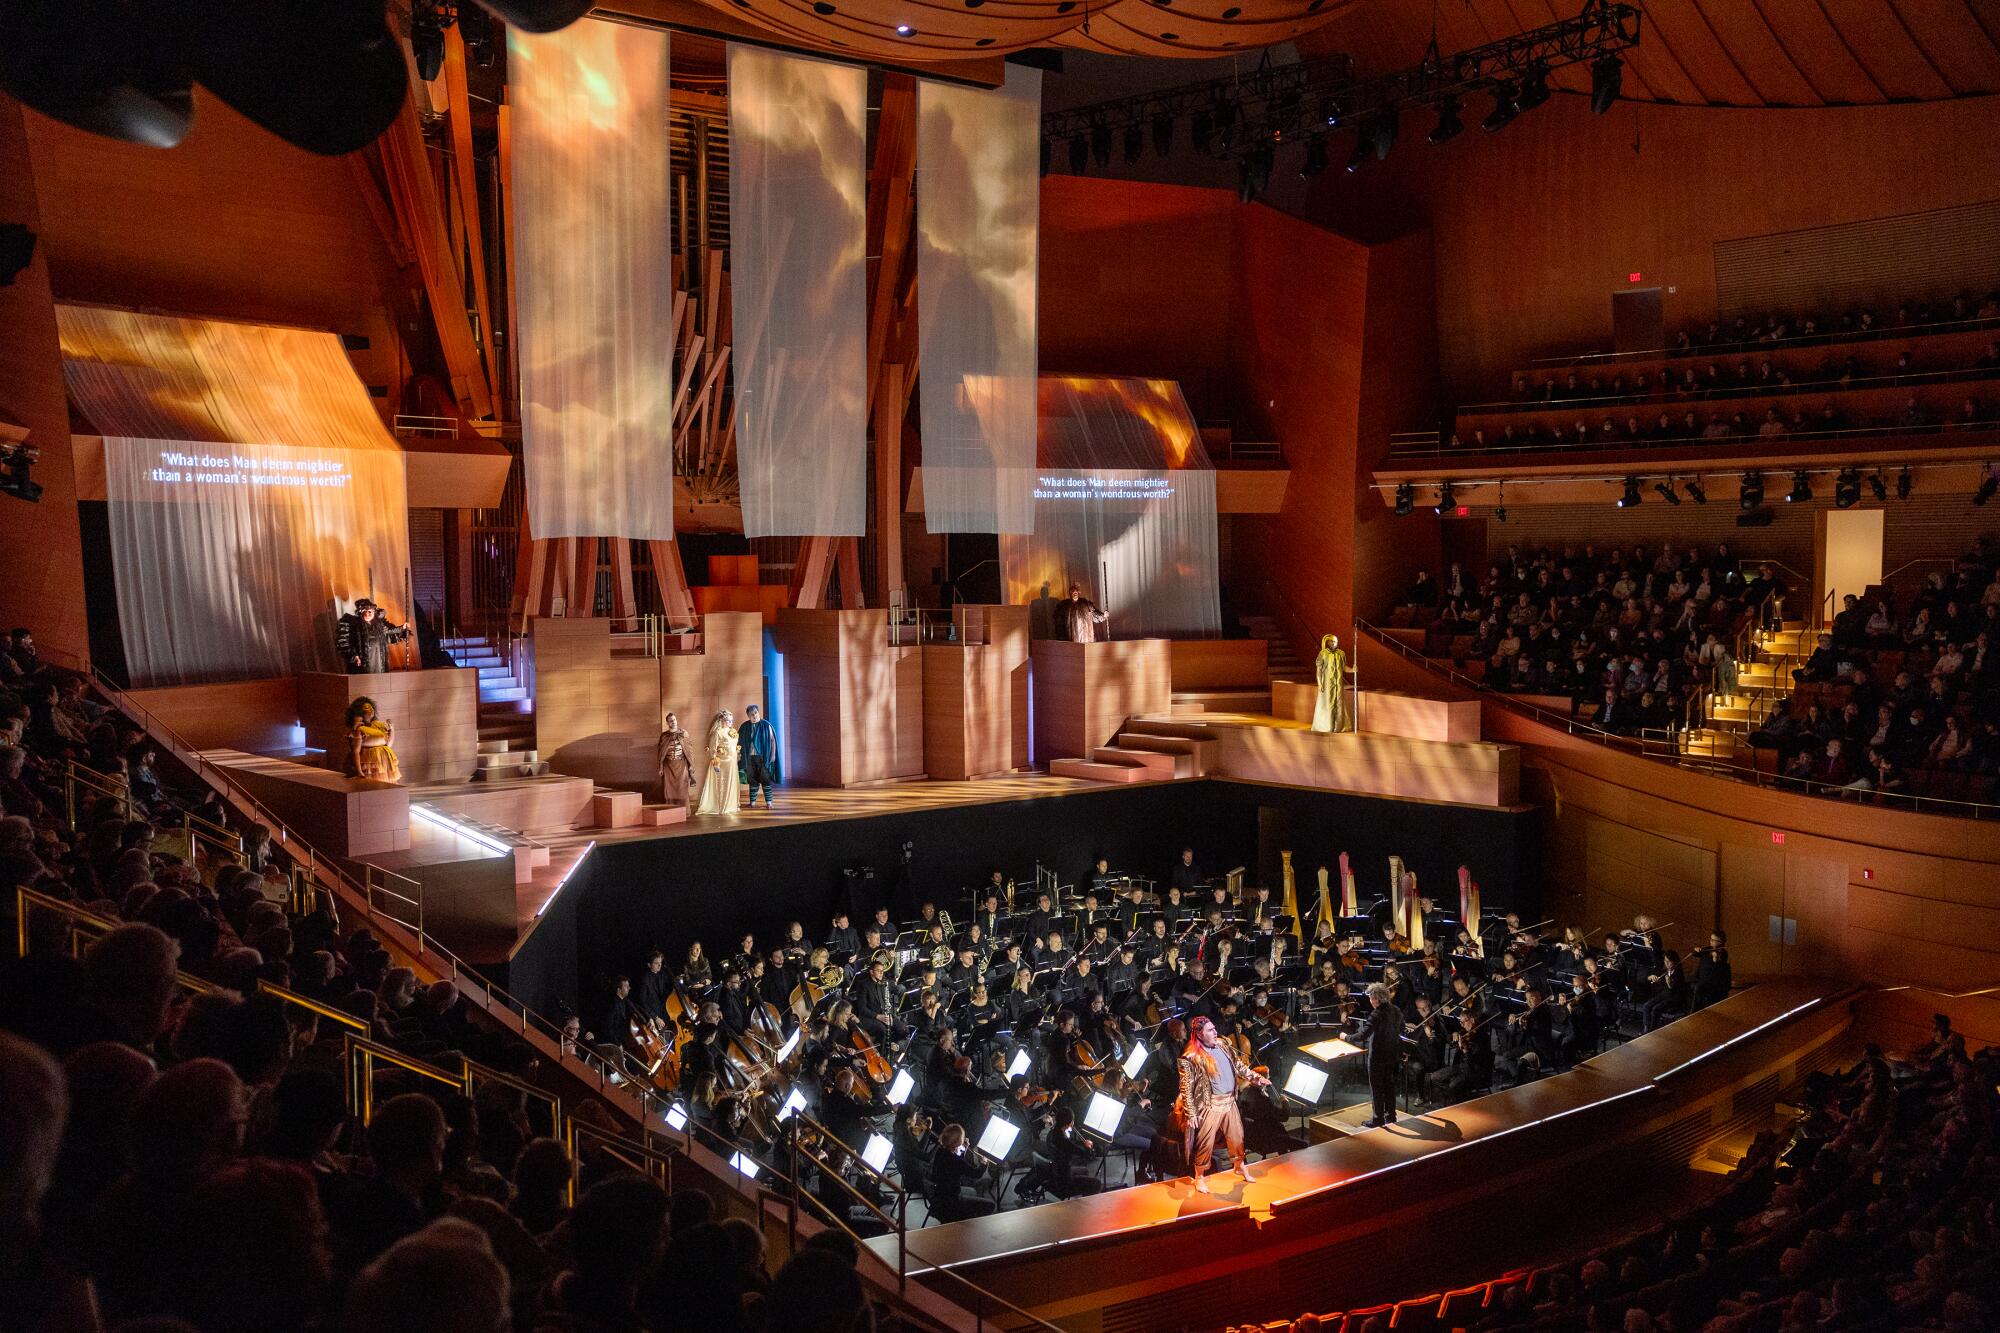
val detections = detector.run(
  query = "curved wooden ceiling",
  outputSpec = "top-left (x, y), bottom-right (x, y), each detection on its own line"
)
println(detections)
top-left (1302, 0), bottom-right (2000, 107)
top-left (685, 0), bottom-right (1360, 60)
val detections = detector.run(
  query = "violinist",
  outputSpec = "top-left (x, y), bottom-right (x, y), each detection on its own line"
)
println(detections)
top-left (1424, 1010), bottom-right (1495, 1106)
top-left (938, 1052), bottom-right (1002, 1128)
top-left (1410, 954), bottom-right (1446, 1008)
top-left (1690, 931), bottom-right (1732, 1009)
top-left (1084, 920), bottom-right (1116, 965)
top-left (1306, 920), bottom-right (1340, 968)
top-left (1638, 950), bottom-right (1688, 1032)
top-left (1044, 1105), bottom-right (1104, 1199)
top-left (1380, 961), bottom-right (1413, 1013)
top-left (1497, 985), bottom-right (1558, 1085)
top-left (1561, 979), bottom-right (1601, 1061)
top-left (1172, 957), bottom-right (1211, 1013)
top-left (1482, 911), bottom-right (1525, 958)
top-left (1043, 1010), bottom-right (1095, 1087)
top-left (1404, 995), bottom-right (1447, 1076)
top-left (1623, 914), bottom-right (1665, 969)
top-left (1063, 955), bottom-right (1097, 1004)
top-left (1443, 973), bottom-right (1485, 1020)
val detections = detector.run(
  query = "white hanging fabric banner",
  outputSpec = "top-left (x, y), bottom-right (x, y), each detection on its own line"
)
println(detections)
top-left (917, 64), bottom-right (1040, 535)
top-left (727, 43), bottom-right (869, 538)
top-left (509, 18), bottom-right (677, 541)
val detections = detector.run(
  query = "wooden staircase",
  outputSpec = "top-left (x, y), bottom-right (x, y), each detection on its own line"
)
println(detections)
top-left (1679, 620), bottom-right (1813, 764)
top-left (1046, 718), bottom-right (1220, 783)
top-left (442, 634), bottom-right (542, 778)
top-left (1239, 612), bottom-right (1310, 682)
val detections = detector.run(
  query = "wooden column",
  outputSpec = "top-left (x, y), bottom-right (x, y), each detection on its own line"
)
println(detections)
top-left (875, 363), bottom-right (906, 605)
top-left (790, 537), bottom-right (837, 610)
top-left (609, 538), bottom-right (638, 622)
top-left (648, 538), bottom-right (698, 626)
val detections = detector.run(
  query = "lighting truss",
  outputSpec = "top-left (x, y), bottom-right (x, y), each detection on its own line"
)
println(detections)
top-left (1043, 0), bottom-right (1641, 165)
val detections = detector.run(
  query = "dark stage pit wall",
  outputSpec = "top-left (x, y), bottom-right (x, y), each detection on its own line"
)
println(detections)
top-left (498, 780), bottom-right (1540, 1024)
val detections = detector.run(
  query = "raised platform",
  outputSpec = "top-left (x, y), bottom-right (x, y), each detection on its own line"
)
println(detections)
top-left (865, 978), bottom-right (1855, 1330)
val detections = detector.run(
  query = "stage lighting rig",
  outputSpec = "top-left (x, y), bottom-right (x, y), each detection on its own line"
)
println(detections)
top-left (1685, 477), bottom-right (1707, 505)
top-left (1785, 470), bottom-right (1814, 504)
top-left (1833, 468), bottom-right (1861, 510)
top-left (1434, 480), bottom-right (1457, 515)
top-left (1897, 468), bottom-right (1914, 500)
top-left (1867, 472), bottom-right (1888, 502)
top-left (1040, 2), bottom-right (1640, 175)
top-left (1653, 478), bottom-right (1679, 505)
top-left (1617, 476), bottom-right (1642, 508)
top-left (1394, 483), bottom-right (1415, 517)
top-left (1739, 471), bottom-right (1764, 510)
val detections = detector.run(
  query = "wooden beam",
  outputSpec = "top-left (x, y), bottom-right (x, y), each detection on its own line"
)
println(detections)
top-left (444, 28), bottom-right (501, 413)
top-left (648, 539), bottom-right (698, 627)
top-left (609, 539), bottom-right (638, 622)
top-left (835, 537), bottom-right (865, 610)
top-left (789, 536), bottom-right (836, 610)
top-left (874, 362), bottom-right (906, 604)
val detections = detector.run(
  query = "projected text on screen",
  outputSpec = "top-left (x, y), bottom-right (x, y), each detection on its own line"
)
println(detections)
top-left (146, 449), bottom-right (353, 491)
top-left (1033, 474), bottom-right (1174, 502)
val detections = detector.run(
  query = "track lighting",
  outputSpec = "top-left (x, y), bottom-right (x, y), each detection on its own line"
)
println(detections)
top-left (1867, 472), bottom-right (1888, 502)
top-left (1434, 480), bottom-right (1456, 515)
top-left (1654, 479), bottom-right (1680, 506)
top-left (1428, 96), bottom-right (1464, 144)
top-left (1617, 476), bottom-right (1642, 508)
top-left (1833, 468), bottom-right (1861, 510)
top-left (1482, 83), bottom-right (1520, 133)
top-left (1590, 53), bottom-right (1623, 114)
top-left (1897, 468), bottom-right (1913, 500)
top-left (1786, 470), bottom-right (1813, 504)
top-left (1685, 477), bottom-right (1707, 505)
top-left (1517, 64), bottom-right (1552, 111)
top-left (1394, 483), bottom-right (1414, 517)
top-left (1739, 471), bottom-right (1764, 510)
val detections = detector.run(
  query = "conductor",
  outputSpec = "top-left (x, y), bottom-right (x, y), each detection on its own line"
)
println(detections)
top-left (1363, 980), bottom-right (1403, 1128)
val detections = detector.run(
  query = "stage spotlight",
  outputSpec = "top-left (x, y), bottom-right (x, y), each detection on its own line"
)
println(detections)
top-left (1428, 96), bottom-right (1464, 144)
top-left (1494, 505), bottom-right (1508, 523)
top-left (0, 0), bottom-right (195, 149)
top-left (412, 3), bottom-right (447, 81)
top-left (1237, 146), bottom-right (1274, 202)
top-left (1785, 469), bottom-right (1813, 504)
top-left (0, 446), bottom-right (42, 504)
top-left (1976, 468), bottom-right (1998, 507)
top-left (1191, 109), bottom-right (1215, 154)
top-left (1617, 476), bottom-right (1642, 509)
top-left (1090, 121), bottom-right (1112, 169)
top-left (1345, 137), bottom-right (1371, 173)
top-left (1320, 94), bottom-right (1353, 128)
top-left (1518, 64), bottom-right (1552, 111)
top-left (1590, 53), bottom-right (1624, 114)
top-left (458, 6), bottom-right (497, 67)
top-left (1362, 107), bottom-right (1399, 160)
top-left (1897, 467), bottom-right (1914, 500)
top-left (1299, 135), bottom-right (1330, 178)
top-left (1068, 133), bottom-right (1089, 174)
top-left (1868, 472), bottom-right (1888, 502)
top-left (1121, 123), bottom-right (1143, 164)
top-left (1739, 471), bottom-right (1764, 510)
top-left (1654, 479), bottom-right (1680, 506)
top-left (1834, 468), bottom-right (1862, 509)
top-left (1151, 111), bottom-right (1175, 156)
top-left (1482, 83), bottom-right (1520, 133)
top-left (1685, 477), bottom-right (1707, 505)
top-left (1394, 483), bottom-right (1415, 517)
top-left (1434, 480), bottom-right (1456, 515)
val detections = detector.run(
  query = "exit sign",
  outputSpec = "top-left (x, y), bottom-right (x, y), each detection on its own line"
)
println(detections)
top-left (1628, 272), bottom-right (1643, 282)
top-left (1770, 831), bottom-right (1786, 844)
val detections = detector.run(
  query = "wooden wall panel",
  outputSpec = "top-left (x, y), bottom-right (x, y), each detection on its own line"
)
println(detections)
top-left (0, 98), bottom-right (88, 664)
top-left (1168, 639), bottom-right (1267, 690)
top-left (531, 619), bottom-right (662, 791)
top-left (1299, 95), bottom-right (2000, 401)
top-left (1030, 639), bottom-right (1172, 763)
top-left (298, 669), bottom-right (480, 785)
top-left (922, 605), bottom-right (1030, 779)
top-left (772, 609), bottom-right (925, 787)
top-left (126, 678), bottom-right (300, 755)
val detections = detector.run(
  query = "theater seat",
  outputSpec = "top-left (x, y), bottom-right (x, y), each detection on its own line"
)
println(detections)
top-left (1390, 1293), bottom-right (1443, 1329)
top-left (1341, 1303), bottom-right (1395, 1333)
top-left (1437, 1283), bottom-right (1486, 1325)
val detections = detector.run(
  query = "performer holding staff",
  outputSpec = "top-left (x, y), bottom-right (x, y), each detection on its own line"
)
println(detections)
top-left (1058, 582), bottom-right (1110, 643)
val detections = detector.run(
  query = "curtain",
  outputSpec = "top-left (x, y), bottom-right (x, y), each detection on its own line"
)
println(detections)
top-left (509, 18), bottom-right (677, 541)
top-left (917, 65), bottom-right (1040, 535)
top-left (727, 43), bottom-right (869, 538)
top-left (103, 437), bottom-right (411, 685)
top-left (1002, 468), bottom-right (1220, 639)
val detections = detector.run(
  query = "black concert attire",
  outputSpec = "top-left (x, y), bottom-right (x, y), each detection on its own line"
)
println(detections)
top-left (1365, 999), bottom-right (1404, 1124)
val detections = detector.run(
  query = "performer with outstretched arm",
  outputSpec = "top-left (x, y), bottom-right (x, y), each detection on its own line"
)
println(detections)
top-left (1176, 1015), bottom-right (1269, 1194)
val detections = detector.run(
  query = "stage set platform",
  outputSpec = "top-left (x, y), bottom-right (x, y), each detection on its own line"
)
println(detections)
top-left (863, 978), bottom-right (1857, 1330)
top-left (141, 609), bottom-right (1529, 967)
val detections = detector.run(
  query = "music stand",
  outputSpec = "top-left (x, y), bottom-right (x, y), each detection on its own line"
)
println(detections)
top-left (861, 1131), bottom-right (894, 1173)
top-left (1120, 1042), bottom-right (1150, 1079)
top-left (885, 1068), bottom-right (916, 1106)
top-left (775, 1087), bottom-right (808, 1123)
top-left (1006, 1047), bottom-right (1033, 1079)
top-left (729, 1150), bottom-right (762, 1180)
top-left (975, 1113), bottom-right (1021, 1165)
top-left (1081, 1089), bottom-right (1126, 1141)
top-left (663, 1102), bottom-right (690, 1132)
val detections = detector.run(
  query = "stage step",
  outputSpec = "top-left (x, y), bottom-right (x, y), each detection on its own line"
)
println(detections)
top-left (1090, 745), bottom-right (1181, 778)
top-left (1170, 688), bottom-right (1270, 714)
top-left (1049, 757), bottom-right (1152, 783)
top-left (481, 684), bottom-right (528, 703)
top-left (1111, 731), bottom-right (1213, 777)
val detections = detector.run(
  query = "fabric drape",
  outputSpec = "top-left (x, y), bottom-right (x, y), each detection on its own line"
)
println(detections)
top-left (1002, 468), bottom-right (1220, 639)
top-left (509, 18), bottom-right (677, 541)
top-left (727, 43), bottom-right (869, 538)
top-left (917, 65), bottom-right (1040, 535)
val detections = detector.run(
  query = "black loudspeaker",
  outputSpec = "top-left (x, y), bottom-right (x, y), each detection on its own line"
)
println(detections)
top-left (0, 224), bottom-right (34, 286)
top-left (1735, 507), bottom-right (1775, 528)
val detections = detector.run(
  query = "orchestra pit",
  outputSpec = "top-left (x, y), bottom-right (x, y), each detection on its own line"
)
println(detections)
top-left (4, 2), bottom-right (2000, 1331)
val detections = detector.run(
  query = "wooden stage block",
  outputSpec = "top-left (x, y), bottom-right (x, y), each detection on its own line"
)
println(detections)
top-left (640, 803), bottom-right (689, 827)
top-left (922, 605), bottom-right (1031, 780)
top-left (591, 789), bottom-right (643, 829)
top-left (1031, 638), bottom-right (1172, 765)
top-left (125, 677), bottom-right (301, 755)
top-left (1357, 690), bottom-right (1483, 743)
top-left (200, 748), bottom-right (409, 857)
top-left (1168, 639), bottom-right (1268, 690)
top-left (1271, 681), bottom-right (1316, 724)
top-left (298, 668), bottom-right (479, 784)
top-left (773, 609), bottom-right (926, 787)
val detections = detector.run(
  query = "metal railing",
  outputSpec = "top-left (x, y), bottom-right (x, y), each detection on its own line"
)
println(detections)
top-left (1360, 619), bottom-right (2000, 821)
top-left (1393, 415), bottom-right (2000, 461)
top-left (1524, 312), bottom-right (2000, 373)
top-left (609, 612), bottom-right (705, 657)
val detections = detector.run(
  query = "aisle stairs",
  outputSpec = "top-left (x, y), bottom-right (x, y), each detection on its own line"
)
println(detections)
top-left (1679, 620), bottom-right (1813, 765)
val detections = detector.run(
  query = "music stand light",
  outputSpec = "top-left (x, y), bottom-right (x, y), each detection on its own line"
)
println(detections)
top-left (1120, 1043), bottom-right (1150, 1078)
top-left (1082, 1089), bottom-right (1126, 1140)
top-left (886, 1068), bottom-right (916, 1106)
top-left (1299, 1036), bottom-right (1363, 1062)
top-left (1007, 1047), bottom-right (1033, 1078)
top-left (975, 1114), bottom-right (1021, 1163)
top-left (861, 1131), bottom-right (894, 1173)
top-left (729, 1151), bottom-right (762, 1180)
top-left (1282, 1059), bottom-right (1330, 1106)
top-left (664, 1102), bottom-right (689, 1132)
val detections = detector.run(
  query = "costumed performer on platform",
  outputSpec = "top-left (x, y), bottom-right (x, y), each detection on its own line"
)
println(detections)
top-left (335, 597), bottom-right (410, 674)
top-left (738, 703), bottom-right (781, 809)
top-left (1175, 1015), bottom-right (1268, 1193)
top-left (342, 697), bottom-right (400, 783)
top-left (696, 710), bottom-right (741, 816)
top-left (657, 711), bottom-right (695, 810)
top-left (1058, 582), bottom-right (1110, 644)
top-left (1364, 980), bottom-right (1403, 1127)
top-left (1312, 634), bottom-right (1352, 733)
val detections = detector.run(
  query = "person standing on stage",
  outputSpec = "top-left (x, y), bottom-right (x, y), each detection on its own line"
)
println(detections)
top-left (1175, 1015), bottom-right (1267, 1194)
top-left (657, 711), bottom-right (695, 811)
top-left (335, 598), bottom-right (408, 674)
top-left (1058, 582), bottom-right (1110, 644)
top-left (738, 703), bottom-right (781, 810)
top-left (695, 710), bottom-right (741, 816)
top-left (1363, 980), bottom-right (1404, 1128)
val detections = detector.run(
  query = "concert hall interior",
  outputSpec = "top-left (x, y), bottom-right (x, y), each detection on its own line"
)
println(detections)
top-left (4, 4), bottom-right (2000, 1333)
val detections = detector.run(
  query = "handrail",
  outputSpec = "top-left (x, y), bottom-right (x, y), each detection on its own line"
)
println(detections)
top-left (15, 884), bottom-right (122, 958)
top-left (1523, 311), bottom-right (2000, 372)
top-left (1467, 360), bottom-right (2000, 418)
top-left (450, 1049), bottom-right (563, 1137)
top-left (256, 979), bottom-right (369, 1034)
top-left (344, 1032), bottom-right (466, 1123)
top-left (1358, 619), bottom-right (2000, 821)
top-left (1389, 418), bottom-right (2000, 462)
